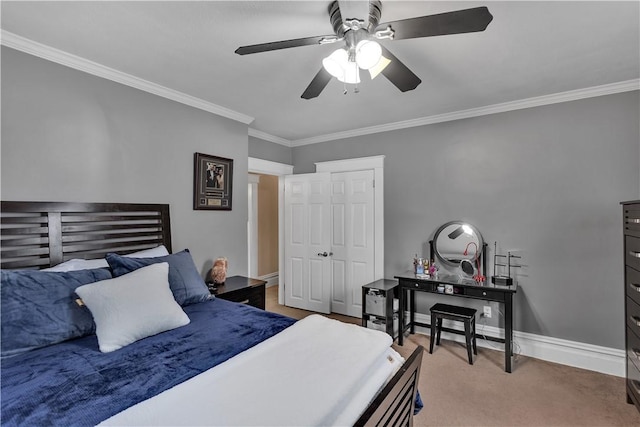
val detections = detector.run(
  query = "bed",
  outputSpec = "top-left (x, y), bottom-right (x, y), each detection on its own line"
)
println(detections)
top-left (0, 201), bottom-right (423, 426)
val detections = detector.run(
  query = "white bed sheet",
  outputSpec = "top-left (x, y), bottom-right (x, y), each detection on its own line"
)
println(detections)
top-left (101, 314), bottom-right (400, 427)
top-left (332, 346), bottom-right (404, 426)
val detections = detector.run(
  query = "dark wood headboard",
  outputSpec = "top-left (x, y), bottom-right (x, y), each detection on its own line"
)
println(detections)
top-left (1, 201), bottom-right (171, 270)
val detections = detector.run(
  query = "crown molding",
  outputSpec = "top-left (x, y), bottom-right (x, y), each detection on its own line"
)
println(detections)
top-left (248, 128), bottom-right (292, 147)
top-left (3, 31), bottom-right (637, 147)
top-left (1, 30), bottom-right (254, 125)
top-left (291, 79), bottom-right (640, 147)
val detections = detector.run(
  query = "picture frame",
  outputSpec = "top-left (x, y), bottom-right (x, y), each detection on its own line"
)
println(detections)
top-left (193, 152), bottom-right (233, 210)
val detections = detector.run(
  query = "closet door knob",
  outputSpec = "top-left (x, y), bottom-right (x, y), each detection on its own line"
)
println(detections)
top-left (317, 252), bottom-right (333, 257)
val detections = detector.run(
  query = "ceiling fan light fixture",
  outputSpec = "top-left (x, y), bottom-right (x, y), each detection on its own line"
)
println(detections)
top-left (323, 48), bottom-right (360, 84)
top-left (355, 40), bottom-right (382, 70)
top-left (237, 4), bottom-right (494, 98)
top-left (322, 48), bottom-right (349, 78)
top-left (368, 55), bottom-right (391, 79)
top-left (337, 60), bottom-right (360, 84)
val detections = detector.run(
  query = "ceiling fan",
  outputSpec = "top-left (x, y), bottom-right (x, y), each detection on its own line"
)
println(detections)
top-left (235, 1), bottom-right (493, 99)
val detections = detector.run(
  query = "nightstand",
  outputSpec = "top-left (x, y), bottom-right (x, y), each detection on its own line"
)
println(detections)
top-left (362, 279), bottom-right (400, 340)
top-left (208, 275), bottom-right (266, 310)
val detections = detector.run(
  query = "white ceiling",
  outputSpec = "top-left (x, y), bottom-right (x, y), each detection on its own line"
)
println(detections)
top-left (1, 1), bottom-right (639, 144)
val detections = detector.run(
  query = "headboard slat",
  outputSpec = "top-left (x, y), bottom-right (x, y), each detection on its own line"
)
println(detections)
top-left (61, 231), bottom-right (164, 244)
top-left (1, 227), bottom-right (49, 236)
top-left (61, 223), bottom-right (163, 233)
top-left (61, 238), bottom-right (165, 255)
top-left (1, 236), bottom-right (49, 247)
top-left (1, 216), bottom-right (48, 225)
top-left (2, 247), bottom-right (51, 259)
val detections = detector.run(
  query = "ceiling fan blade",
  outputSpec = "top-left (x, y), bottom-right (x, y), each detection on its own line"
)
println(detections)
top-left (379, 45), bottom-right (421, 92)
top-left (376, 6), bottom-right (493, 41)
top-left (235, 35), bottom-right (334, 55)
top-left (301, 68), bottom-right (333, 99)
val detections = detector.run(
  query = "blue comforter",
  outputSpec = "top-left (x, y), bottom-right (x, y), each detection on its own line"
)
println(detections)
top-left (1, 298), bottom-right (295, 426)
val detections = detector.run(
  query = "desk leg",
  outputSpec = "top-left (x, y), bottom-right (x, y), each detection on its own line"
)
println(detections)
top-left (505, 293), bottom-right (513, 373)
top-left (361, 288), bottom-right (367, 327)
top-left (398, 286), bottom-right (404, 346)
top-left (410, 289), bottom-right (415, 334)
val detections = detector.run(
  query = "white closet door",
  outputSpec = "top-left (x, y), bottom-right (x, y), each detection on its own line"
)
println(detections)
top-left (283, 173), bottom-right (331, 314)
top-left (330, 170), bottom-right (375, 317)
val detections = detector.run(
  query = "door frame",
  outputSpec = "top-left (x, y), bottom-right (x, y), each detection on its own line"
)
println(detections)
top-left (248, 155), bottom-right (384, 306)
top-left (247, 173), bottom-right (260, 279)
top-left (315, 155), bottom-right (385, 283)
top-left (248, 157), bottom-right (294, 305)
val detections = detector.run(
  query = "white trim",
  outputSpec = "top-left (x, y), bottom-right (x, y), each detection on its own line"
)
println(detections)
top-left (314, 156), bottom-right (385, 285)
top-left (1, 30), bottom-right (254, 125)
top-left (247, 174), bottom-right (260, 279)
top-left (291, 79), bottom-right (640, 147)
top-left (247, 158), bottom-right (293, 306)
top-left (248, 128), bottom-right (292, 147)
top-left (315, 155), bottom-right (385, 173)
top-left (258, 272), bottom-right (279, 288)
top-left (411, 312), bottom-right (625, 377)
top-left (248, 157), bottom-right (294, 176)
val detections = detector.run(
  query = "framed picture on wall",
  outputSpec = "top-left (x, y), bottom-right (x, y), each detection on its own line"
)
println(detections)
top-left (193, 152), bottom-right (233, 210)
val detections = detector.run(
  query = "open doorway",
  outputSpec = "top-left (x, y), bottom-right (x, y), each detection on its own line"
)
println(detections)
top-left (248, 158), bottom-right (294, 305)
top-left (250, 173), bottom-right (279, 285)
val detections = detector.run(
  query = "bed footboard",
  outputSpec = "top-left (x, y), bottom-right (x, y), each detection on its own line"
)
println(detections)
top-left (354, 345), bottom-right (424, 427)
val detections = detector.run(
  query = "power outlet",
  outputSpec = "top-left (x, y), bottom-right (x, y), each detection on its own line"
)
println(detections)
top-left (483, 306), bottom-right (492, 318)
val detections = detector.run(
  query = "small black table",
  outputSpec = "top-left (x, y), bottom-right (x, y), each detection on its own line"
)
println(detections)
top-left (395, 271), bottom-right (518, 373)
top-left (361, 279), bottom-right (400, 339)
top-left (208, 275), bottom-right (266, 310)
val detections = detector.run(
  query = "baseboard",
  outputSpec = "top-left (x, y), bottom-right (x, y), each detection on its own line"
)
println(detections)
top-left (411, 312), bottom-right (625, 377)
top-left (258, 272), bottom-right (279, 288)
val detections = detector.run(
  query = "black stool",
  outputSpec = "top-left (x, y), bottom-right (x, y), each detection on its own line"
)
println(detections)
top-left (429, 303), bottom-right (477, 365)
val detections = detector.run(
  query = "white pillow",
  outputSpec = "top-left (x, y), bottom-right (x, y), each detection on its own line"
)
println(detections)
top-left (75, 262), bottom-right (190, 353)
top-left (44, 245), bottom-right (170, 272)
top-left (43, 258), bottom-right (109, 272)
top-left (124, 245), bottom-right (170, 259)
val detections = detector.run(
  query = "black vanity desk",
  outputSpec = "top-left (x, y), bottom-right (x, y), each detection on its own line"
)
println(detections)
top-left (395, 271), bottom-right (518, 373)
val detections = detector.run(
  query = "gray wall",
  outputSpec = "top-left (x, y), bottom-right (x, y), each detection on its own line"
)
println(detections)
top-left (1, 47), bottom-right (249, 278)
top-left (248, 136), bottom-right (292, 165)
top-left (3, 45), bottom-right (639, 349)
top-left (292, 91), bottom-right (640, 349)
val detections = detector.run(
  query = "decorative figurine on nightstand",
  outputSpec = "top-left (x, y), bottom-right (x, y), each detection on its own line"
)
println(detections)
top-left (210, 257), bottom-right (228, 285)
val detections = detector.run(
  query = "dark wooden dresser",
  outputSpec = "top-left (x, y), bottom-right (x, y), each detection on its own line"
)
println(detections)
top-left (622, 200), bottom-right (640, 413)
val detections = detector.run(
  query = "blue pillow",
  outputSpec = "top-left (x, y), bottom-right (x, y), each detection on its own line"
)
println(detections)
top-left (1, 268), bottom-right (113, 358)
top-left (106, 249), bottom-right (210, 306)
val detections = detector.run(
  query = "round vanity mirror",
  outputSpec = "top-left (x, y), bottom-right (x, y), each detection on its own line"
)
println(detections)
top-left (432, 221), bottom-right (484, 269)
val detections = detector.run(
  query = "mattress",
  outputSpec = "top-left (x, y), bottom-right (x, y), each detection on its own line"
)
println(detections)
top-left (101, 314), bottom-right (402, 426)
